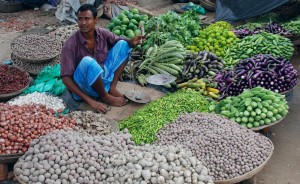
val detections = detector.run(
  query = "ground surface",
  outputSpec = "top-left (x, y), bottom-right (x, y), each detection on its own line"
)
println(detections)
top-left (0, 1), bottom-right (300, 184)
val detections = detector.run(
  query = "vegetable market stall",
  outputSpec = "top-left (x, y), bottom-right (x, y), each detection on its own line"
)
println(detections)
top-left (1, 6), bottom-right (299, 183)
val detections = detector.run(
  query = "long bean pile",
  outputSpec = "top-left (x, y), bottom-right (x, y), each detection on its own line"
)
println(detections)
top-left (224, 32), bottom-right (294, 66)
top-left (119, 89), bottom-right (210, 145)
top-left (0, 65), bottom-right (30, 94)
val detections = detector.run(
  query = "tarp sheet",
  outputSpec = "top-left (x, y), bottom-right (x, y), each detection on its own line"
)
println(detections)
top-left (215, 0), bottom-right (289, 22)
top-left (20, 0), bottom-right (47, 7)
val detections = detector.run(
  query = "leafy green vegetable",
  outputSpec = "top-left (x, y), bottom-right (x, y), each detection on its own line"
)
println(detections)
top-left (142, 10), bottom-right (200, 50)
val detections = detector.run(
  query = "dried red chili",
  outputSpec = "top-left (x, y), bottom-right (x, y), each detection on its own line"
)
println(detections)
top-left (0, 65), bottom-right (30, 94)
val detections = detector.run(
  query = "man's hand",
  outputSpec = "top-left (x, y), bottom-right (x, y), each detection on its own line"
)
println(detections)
top-left (88, 100), bottom-right (110, 114)
top-left (128, 35), bottom-right (145, 48)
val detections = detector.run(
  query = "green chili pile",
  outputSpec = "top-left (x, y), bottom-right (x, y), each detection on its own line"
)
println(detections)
top-left (119, 89), bottom-right (210, 144)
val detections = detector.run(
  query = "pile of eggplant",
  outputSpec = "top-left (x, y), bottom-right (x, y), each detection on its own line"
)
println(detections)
top-left (234, 22), bottom-right (293, 38)
top-left (182, 51), bottom-right (225, 80)
top-left (215, 54), bottom-right (298, 99)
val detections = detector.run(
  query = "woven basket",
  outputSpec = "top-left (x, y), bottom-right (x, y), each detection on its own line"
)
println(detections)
top-left (0, 65), bottom-right (30, 101)
top-left (0, 0), bottom-right (23, 13)
top-left (10, 33), bottom-right (62, 64)
top-left (200, 0), bottom-right (216, 12)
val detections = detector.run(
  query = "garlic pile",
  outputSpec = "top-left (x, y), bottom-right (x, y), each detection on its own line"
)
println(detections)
top-left (8, 92), bottom-right (65, 112)
top-left (54, 25), bottom-right (79, 44)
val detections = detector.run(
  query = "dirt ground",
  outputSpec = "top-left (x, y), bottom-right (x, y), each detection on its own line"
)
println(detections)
top-left (0, 1), bottom-right (300, 184)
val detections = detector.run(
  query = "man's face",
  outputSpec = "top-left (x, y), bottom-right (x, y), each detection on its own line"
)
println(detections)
top-left (77, 10), bottom-right (97, 33)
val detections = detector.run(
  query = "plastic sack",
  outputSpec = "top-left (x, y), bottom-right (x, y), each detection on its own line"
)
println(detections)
top-left (215, 0), bottom-right (288, 22)
top-left (23, 64), bottom-right (66, 96)
top-left (181, 2), bottom-right (206, 15)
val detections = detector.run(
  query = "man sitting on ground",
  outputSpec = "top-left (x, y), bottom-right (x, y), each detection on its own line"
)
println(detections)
top-left (60, 4), bottom-right (144, 113)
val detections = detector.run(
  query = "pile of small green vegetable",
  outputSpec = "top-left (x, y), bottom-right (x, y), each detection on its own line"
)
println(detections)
top-left (187, 22), bottom-right (238, 58)
top-left (119, 89), bottom-right (210, 144)
top-left (224, 32), bottom-right (294, 66)
top-left (142, 10), bottom-right (200, 50)
top-left (210, 87), bottom-right (288, 129)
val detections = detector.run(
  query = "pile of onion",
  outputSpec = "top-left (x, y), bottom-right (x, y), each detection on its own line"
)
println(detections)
top-left (0, 103), bottom-right (76, 155)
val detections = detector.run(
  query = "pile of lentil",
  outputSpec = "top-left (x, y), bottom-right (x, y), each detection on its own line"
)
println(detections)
top-left (154, 112), bottom-right (274, 181)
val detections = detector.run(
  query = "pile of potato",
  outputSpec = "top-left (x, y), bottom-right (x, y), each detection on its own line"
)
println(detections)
top-left (14, 129), bottom-right (214, 184)
top-left (14, 130), bottom-right (135, 183)
top-left (155, 112), bottom-right (273, 181)
top-left (103, 145), bottom-right (213, 183)
top-left (67, 111), bottom-right (118, 136)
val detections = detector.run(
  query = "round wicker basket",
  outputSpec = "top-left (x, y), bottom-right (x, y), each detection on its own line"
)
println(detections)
top-left (250, 116), bottom-right (285, 132)
top-left (0, 0), bottom-right (23, 13)
top-left (11, 53), bottom-right (60, 75)
top-left (0, 65), bottom-right (30, 101)
top-left (200, 0), bottom-right (216, 11)
top-left (214, 138), bottom-right (274, 184)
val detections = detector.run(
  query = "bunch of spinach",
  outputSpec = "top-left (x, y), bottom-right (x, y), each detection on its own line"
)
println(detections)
top-left (142, 10), bottom-right (200, 51)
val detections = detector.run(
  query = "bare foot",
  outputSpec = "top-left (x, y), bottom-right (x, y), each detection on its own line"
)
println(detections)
top-left (88, 100), bottom-right (109, 114)
top-left (109, 88), bottom-right (124, 98)
top-left (103, 93), bottom-right (127, 107)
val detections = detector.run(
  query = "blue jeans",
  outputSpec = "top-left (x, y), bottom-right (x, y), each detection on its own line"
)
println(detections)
top-left (73, 40), bottom-right (131, 100)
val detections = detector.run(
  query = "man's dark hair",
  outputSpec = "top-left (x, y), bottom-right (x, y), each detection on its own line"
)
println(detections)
top-left (77, 4), bottom-right (98, 19)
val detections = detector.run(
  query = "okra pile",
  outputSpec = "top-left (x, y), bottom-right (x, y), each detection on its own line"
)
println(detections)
top-left (224, 32), bottom-right (294, 66)
top-left (119, 89), bottom-right (210, 144)
top-left (210, 87), bottom-right (288, 129)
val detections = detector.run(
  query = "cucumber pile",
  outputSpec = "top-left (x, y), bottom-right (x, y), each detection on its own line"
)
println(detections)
top-left (210, 87), bottom-right (288, 129)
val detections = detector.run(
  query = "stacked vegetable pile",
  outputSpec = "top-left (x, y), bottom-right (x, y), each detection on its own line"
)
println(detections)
top-left (119, 90), bottom-right (210, 144)
top-left (137, 40), bottom-right (186, 87)
top-left (216, 54), bottom-right (298, 98)
top-left (224, 32), bottom-right (294, 66)
top-left (143, 10), bottom-right (200, 50)
top-left (67, 111), bottom-right (118, 136)
top-left (211, 87), bottom-right (288, 129)
top-left (15, 130), bottom-right (214, 183)
top-left (187, 21), bottom-right (238, 58)
top-left (14, 130), bottom-right (135, 183)
top-left (0, 104), bottom-right (76, 154)
top-left (104, 145), bottom-right (213, 183)
top-left (182, 51), bottom-right (225, 80)
top-left (283, 16), bottom-right (300, 35)
top-left (8, 92), bottom-right (66, 112)
top-left (177, 78), bottom-right (219, 99)
top-left (107, 8), bottom-right (148, 38)
top-left (155, 112), bottom-right (274, 181)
